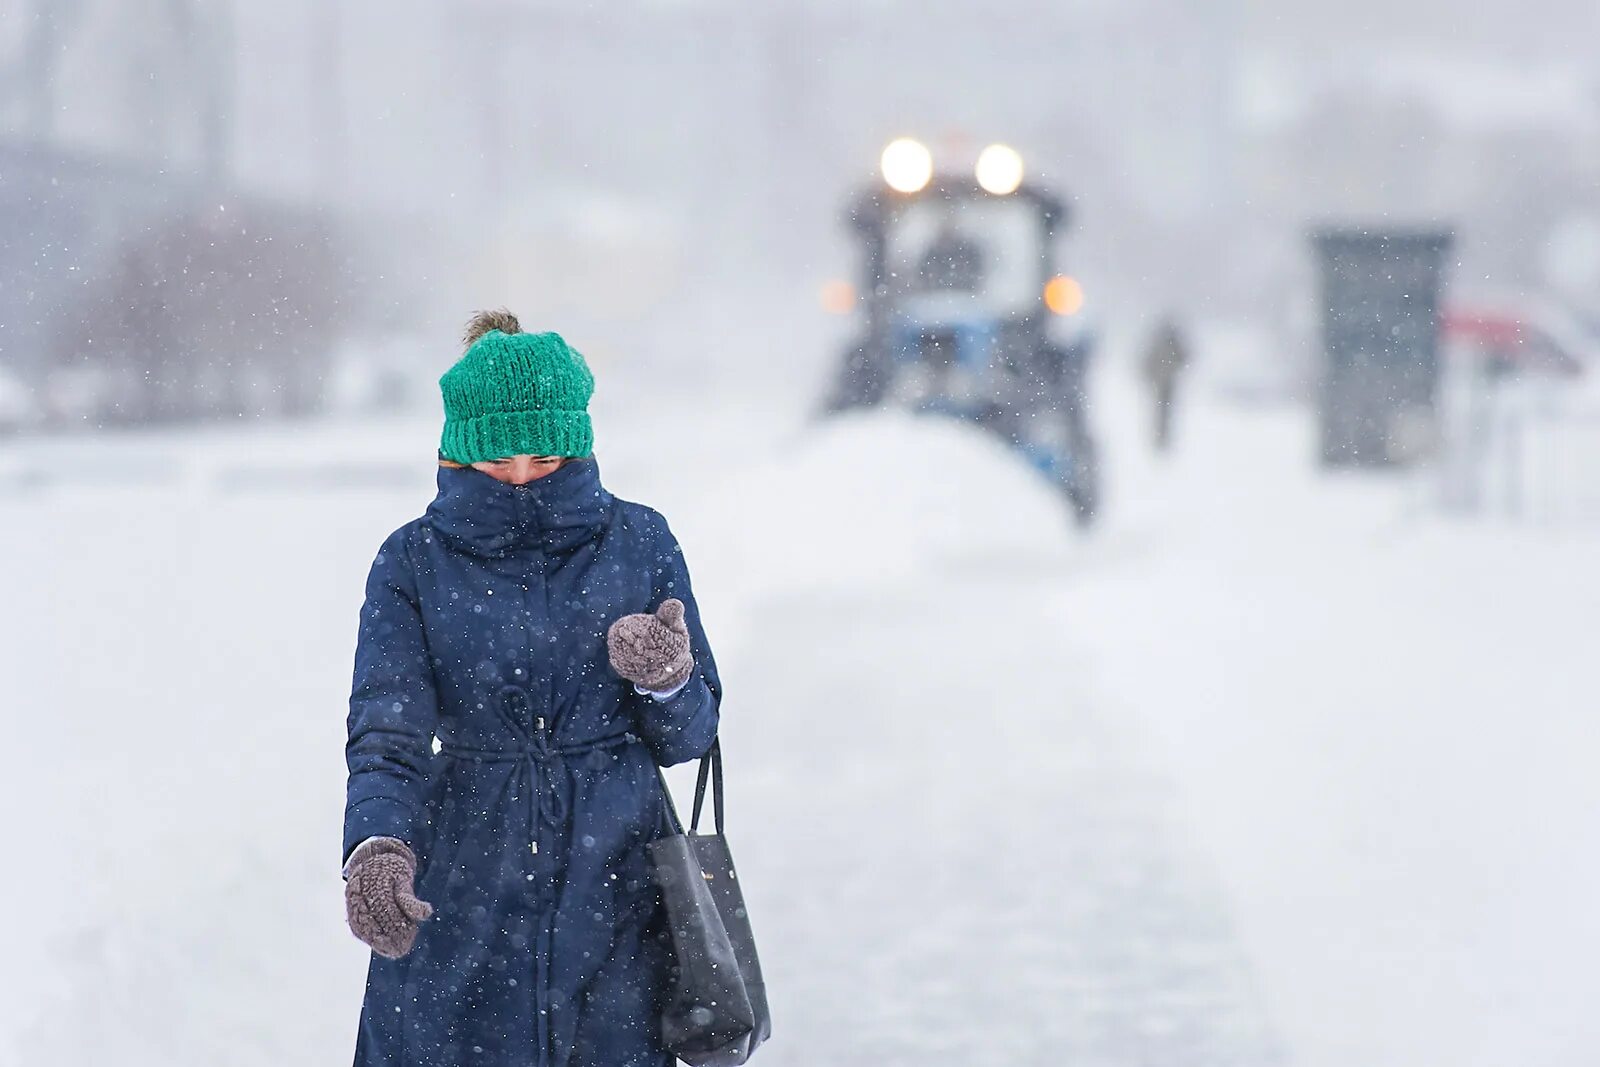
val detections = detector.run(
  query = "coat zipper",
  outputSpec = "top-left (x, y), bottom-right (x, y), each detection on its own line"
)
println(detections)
top-left (514, 485), bottom-right (555, 1067)
top-left (530, 714), bottom-right (546, 855)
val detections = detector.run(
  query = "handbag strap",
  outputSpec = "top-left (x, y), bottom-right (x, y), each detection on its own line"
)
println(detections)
top-left (690, 738), bottom-right (725, 835)
top-left (655, 738), bottom-right (725, 836)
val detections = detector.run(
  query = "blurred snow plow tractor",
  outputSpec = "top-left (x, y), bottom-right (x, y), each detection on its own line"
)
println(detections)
top-left (823, 139), bottom-right (1099, 525)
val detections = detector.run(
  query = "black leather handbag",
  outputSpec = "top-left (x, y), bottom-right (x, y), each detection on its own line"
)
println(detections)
top-left (650, 740), bottom-right (771, 1065)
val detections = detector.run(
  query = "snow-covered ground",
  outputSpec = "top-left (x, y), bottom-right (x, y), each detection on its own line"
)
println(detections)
top-left (2, 350), bottom-right (1596, 1066)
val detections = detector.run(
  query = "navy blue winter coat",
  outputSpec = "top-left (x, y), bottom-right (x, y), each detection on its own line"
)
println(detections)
top-left (344, 458), bottom-right (721, 1067)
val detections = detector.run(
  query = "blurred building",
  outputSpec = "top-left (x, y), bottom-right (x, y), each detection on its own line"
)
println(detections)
top-left (0, 0), bottom-right (361, 427)
top-left (5, 0), bottom-right (1599, 426)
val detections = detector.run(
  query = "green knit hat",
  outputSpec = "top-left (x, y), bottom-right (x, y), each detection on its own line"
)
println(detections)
top-left (438, 329), bottom-right (595, 462)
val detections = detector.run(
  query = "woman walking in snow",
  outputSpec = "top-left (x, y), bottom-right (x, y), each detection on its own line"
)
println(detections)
top-left (341, 310), bottom-right (722, 1066)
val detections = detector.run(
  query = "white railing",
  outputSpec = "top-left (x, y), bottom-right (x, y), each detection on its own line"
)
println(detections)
top-left (1428, 372), bottom-right (1600, 523)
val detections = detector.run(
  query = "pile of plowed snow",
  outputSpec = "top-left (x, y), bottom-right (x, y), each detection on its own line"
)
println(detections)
top-left (674, 411), bottom-right (1077, 639)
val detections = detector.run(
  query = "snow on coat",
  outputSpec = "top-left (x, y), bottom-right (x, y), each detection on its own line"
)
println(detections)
top-left (344, 457), bottom-right (721, 1067)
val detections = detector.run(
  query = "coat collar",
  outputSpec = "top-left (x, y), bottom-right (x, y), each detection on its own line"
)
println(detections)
top-left (426, 458), bottom-right (613, 557)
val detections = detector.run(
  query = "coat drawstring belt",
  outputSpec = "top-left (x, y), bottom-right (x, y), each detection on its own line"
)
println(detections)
top-left (437, 724), bottom-right (641, 843)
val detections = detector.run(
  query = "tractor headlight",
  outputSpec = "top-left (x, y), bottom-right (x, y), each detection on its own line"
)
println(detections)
top-left (881, 138), bottom-right (933, 194)
top-left (976, 144), bottom-right (1024, 195)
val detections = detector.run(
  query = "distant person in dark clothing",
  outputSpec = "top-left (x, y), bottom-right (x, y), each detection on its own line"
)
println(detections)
top-left (1141, 316), bottom-right (1190, 452)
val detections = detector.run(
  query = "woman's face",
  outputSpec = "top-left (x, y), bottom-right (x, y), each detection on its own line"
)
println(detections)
top-left (471, 455), bottom-right (567, 485)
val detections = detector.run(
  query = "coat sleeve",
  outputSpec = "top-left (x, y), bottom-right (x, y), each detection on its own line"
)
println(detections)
top-left (631, 513), bottom-right (722, 767)
top-left (342, 528), bottom-right (441, 864)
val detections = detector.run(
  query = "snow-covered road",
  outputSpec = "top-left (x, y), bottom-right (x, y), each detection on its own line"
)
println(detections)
top-left (707, 420), bottom-right (1282, 1066)
top-left (2, 359), bottom-right (1595, 1066)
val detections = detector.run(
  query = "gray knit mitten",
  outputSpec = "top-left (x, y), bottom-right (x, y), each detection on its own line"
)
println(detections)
top-left (344, 837), bottom-right (433, 959)
top-left (607, 598), bottom-right (694, 694)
